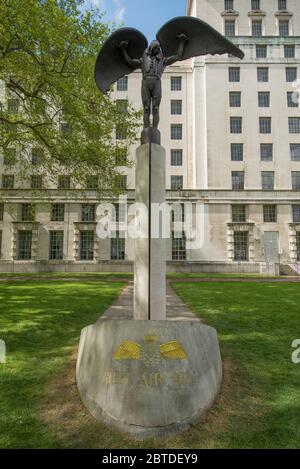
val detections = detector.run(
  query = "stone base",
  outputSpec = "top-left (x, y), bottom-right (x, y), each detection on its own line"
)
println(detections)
top-left (76, 319), bottom-right (222, 439)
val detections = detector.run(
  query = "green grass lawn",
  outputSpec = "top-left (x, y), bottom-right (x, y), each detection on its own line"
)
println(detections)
top-left (0, 280), bottom-right (299, 448)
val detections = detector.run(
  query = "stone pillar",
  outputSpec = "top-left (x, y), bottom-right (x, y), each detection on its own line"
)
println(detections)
top-left (134, 136), bottom-right (166, 321)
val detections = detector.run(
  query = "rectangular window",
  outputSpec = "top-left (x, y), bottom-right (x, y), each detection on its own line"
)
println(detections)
top-left (7, 99), bottom-right (19, 114)
top-left (58, 175), bottom-right (71, 190)
top-left (0, 203), bottom-right (3, 221)
top-left (31, 175), bottom-right (43, 189)
top-left (49, 231), bottom-right (64, 260)
top-left (258, 92), bottom-right (270, 107)
top-left (80, 231), bottom-right (94, 261)
top-left (171, 124), bottom-right (182, 140)
top-left (297, 232), bottom-right (300, 261)
top-left (115, 174), bottom-right (127, 189)
top-left (232, 171), bottom-right (244, 190)
top-left (172, 232), bottom-right (186, 261)
top-left (286, 67), bottom-right (297, 82)
top-left (260, 117), bottom-right (272, 134)
top-left (292, 172), bottom-right (300, 190)
top-left (229, 92), bottom-right (241, 107)
top-left (171, 76), bottom-right (182, 91)
top-left (171, 149), bottom-right (183, 166)
top-left (231, 143), bottom-right (243, 161)
top-left (292, 205), bottom-right (300, 223)
top-left (261, 144), bottom-right (273, 161)
top-left (225, 20), bottom-right (235, 37)
top-left (51, 204), bottom-right (65, 222)
top-left (21, 203), bottom-right (35, 222)
top-left (284, 45), bottom-right (295, 58)
top-left (115, 125), bottom-right (126, 140)
top-left (171, 100), bottom-right (182, 115)
top-left (256, 45), bottom-right (267, 58)
top-left (171, 176), bottom-right (183, 190)
top-left (291, 144), bottom-right (300, 161)
top-left (230, 117), bottom-right (242, 133)
top-left (3, 148), bottom-right (16, 165)
top-left (252, 20), bottom-right (262, 37)
top-left (116, 99), bottom-right (128, 113)
top-left (115, 148), bottom-right (127, 166)
top-left (229, 67), bottom-right (240, 82)
top-left (251, 0), bottom-right (260, 9)
top-left (263, 205), bottom-right (277, 222)
top-left (234, 231), bottom-right (249, 261)
top-left (86, 175), bottom-right (99, 190)
top-left (279, 20), bottom-right (289, 36)
top-left (262, 171), bottom-right (275, 190)
top-left (2, 175), bottom-right (14, 189)
top-left (111, 233), bottom-right (125, 260)
top-left (257, 67), bottom-right (269, 82)
top-left (278, 0), bottom-right (287, 9)
top-left (81, 204), bottom-right (95, 222)
top-left (31, 148), bottom-right (43, 165)
top-left (225, 0), bottom-right (233, 9)
top-left (117, 76), bottom-right (128, 91)
top-left (232, 205), bottom-right (246, 222)
top-left (289, 117), bottom-right (300, 133)
top-left (171, 203), bottom-right (185, 223)
top-left (287, 91), bottom-right (299, 107)
top-left (17, 231), bottom-right (32, 260)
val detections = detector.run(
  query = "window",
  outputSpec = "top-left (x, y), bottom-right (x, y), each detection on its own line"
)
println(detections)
top-left (232, 205), bottom-right (246, 222)
top-left (171, 124), bottom-right (182, 140)
top-left (2, 175), bottom-right (14, 189)
top-left (230, 117), bottom-right (242, 133)
top-left (0, 203), bottom-right (3, 221)
top-left (17, 231), bottom-right (32, 260)
top-left (171, 204), bottom-right (185, 223)
top-left (225, 20), bottom-right (235, 37)
top-left (261, 144), bottom-right (273, 161)
top-left (256, 45), bottom-right (267, 58)
top-left (31, 175), bottom-right (43, 189)
top-left (251, 0), bottom-right (260, 10)
top-left (58, 175), bottom-right (71, 189)
top-left (292, 205), bottom-right (300, 223)
top-left (262, 171), bottom-right (274, 190)
top-left (286, 67), bottom-right (297, 82)
top-left (115, 174), bottom-right (127, 189)
top-left (81, 204), bottom-right (95, 222)
top-left (7, 99), bottom-right (19, 114)
top-left (116, 125), bottom-right (126, 140)
top-left (278, 0), bottom-right (287, 10)
top-left (225, 0), bottom-right (233, 9)
top-left (231, 143), bottom-right (243, 161)
top-left (297, 232), bottom-right (300, 261)
top-left (171, 100), bottom-right (182, 115)
top-left (258, 92), bottom-right (270, 107)
top-left (229, 67), bottom-right (240, 82)
top-left (289, 117), bottom-right (300, 133)
top-left (115, 148), bottom-right (127, 166)
top-left (232, 171), bottom-right (244, 190)
top-left (229, 92), bottom-right (241, 107)
top-left (257, 67), bottom-right (269, 82)
top-left (292, 172), bottom-right (300, 190)
top-left (80, 231), bottom-right (94, 260)
top-left (171, 149), bottom-right (183, 166)
top-left (284, 45), bottom-right (295, 58)
top-left (171, 76), bottom-right (182, 91)
top-left (252, 20), bottom-right (262, 37)
top-left (111, 233), bottom-right (125, 260)
top-left (51, 204), bottom-right (65, 222)
top-left (291, 144), bottom-right (300, 161)
top-left (117, 76), bottom-right (128, 91)
top-left (287, 91), bottom-right (299, 107)
top-left (279, 20), bottom-right (289, 36)
top-left (171, 176), bottom-right (183, 190)
top-left (3, 148), bottom-right (16, 165)
top-left (263, 205), bottom-right (277, 222)
top-left (172, 232), bottom-right (186, 261)
top-left (116, 99), bottom-right (128, 113)
top-left (113, 203), bottom-right (126, 223)
top-left (86, 175), bottom-right (99, 190)
top-left (31, 148), bottom-right (42, 165)
top-left (234, 231), bottom-right (249, 261)
top-left (260, 117), bottom-right (272, 134)
top-left (21, 203), bottom-right (34, 222)
top-left (49, 231), bottom-right (63, 260)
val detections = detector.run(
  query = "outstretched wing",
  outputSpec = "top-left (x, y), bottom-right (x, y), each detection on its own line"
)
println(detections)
top-left (113, 340), bottom-right (142, 360)
top-left (157, 16), bottom-right (244, 61)
top-left (95, 28), bottom-right (148, 94)
top-left (160, 341), bottom-right (188, 360)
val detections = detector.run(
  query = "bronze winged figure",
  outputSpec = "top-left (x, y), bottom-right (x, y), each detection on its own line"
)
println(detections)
top-left (95, 16), bottom-right (244, 130)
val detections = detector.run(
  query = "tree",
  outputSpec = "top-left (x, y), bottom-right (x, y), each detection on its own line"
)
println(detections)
top-left (0, 0), bottom-right (140, 194)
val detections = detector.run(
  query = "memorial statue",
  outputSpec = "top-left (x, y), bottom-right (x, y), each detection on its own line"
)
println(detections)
top-left (95, 16), bottom-right (244, 130)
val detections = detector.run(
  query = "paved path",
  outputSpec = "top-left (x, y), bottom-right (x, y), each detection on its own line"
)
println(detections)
top-left (99, 282), bottom-right (199, 322)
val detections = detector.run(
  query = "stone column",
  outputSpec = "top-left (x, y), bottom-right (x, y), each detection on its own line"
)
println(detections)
top-left (134, 131), bottom-right (166, 320)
